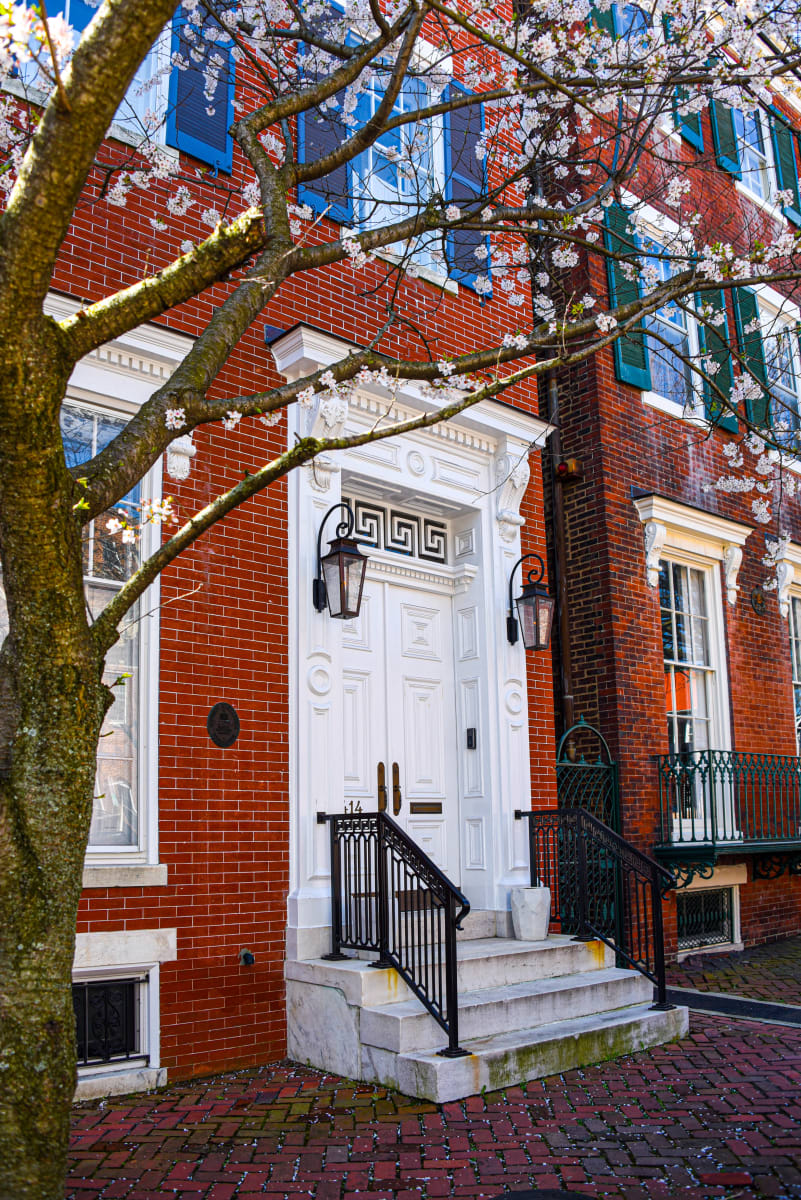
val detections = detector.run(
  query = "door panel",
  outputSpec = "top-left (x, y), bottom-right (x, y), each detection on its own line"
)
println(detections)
top-left (341, 574), bottom-right (460, 877)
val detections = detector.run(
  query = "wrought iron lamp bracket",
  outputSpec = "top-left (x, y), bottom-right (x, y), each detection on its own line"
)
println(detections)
top-left (507, 552), bottom-right (546, 645)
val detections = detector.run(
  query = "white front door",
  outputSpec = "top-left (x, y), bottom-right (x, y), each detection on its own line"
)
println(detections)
top-left (342, 574), bottom-right (461, 880)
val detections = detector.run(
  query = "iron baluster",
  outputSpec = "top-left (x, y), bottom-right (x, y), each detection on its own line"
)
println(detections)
top-left (516, 808), bottom-right (675, 1010)
top-left (320, 810), bottom-right (469, 1055)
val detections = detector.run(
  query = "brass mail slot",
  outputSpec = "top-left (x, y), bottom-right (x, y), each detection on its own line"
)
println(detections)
top-left (409, 802), bottom-right (443, 814)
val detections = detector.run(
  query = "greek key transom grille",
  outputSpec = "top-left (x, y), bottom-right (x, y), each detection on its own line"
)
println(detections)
top-left (346, 498), bottom-right (448, 564)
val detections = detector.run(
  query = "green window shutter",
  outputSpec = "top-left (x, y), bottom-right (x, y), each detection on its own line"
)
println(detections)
top-left (770, 112), bottom-right (801, 226)
top-left (732, 287), bottom-right (770, 428)
top-left (590, 2), bottom-right (617, 36)
top-left (603, 205), bottom-right (651, 391)
top-left (697, 290), bottom-right (737, 431)
top-left (673, 88), bottom-right (704, 151)
top-left (709, 100), bottom-right (741, 177)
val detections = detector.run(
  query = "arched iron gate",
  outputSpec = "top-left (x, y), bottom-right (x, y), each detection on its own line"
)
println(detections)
top-left (556, 717), bottom-right (620, 831)
top-left (554, 718), bottom-right (620, 936)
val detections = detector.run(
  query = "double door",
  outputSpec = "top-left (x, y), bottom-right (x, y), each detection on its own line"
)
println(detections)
top-left (341, 576), bottom-right (460, 879)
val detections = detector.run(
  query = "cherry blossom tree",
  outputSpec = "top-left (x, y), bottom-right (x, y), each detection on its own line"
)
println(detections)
top-left (1, 0), bottom-right (800, 1194)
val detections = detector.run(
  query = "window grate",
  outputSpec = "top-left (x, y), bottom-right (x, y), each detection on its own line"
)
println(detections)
top-left (72, 979), bottom-right (139, 1066)
top-left (677, 887), bottom-right (733, 951)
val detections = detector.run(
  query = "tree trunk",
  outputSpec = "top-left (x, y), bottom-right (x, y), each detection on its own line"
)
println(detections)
top-left (0, 320), bottom-right (110, 1199)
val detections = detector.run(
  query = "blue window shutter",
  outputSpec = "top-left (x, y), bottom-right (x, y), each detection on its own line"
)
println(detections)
top-left (696, 290), bottom-right (737, 432)
top-left (673, 88), bottom-right (704, 151)
top-left (770, 111), bottom-right (801, 226)
top-left (443, 82), bottom-right (488, 293)
top-left (732, 287), bottom-right (770, 428)
top-left (167, 9), bottom-right (235, 173)
top-left (709, 99), bottom-right (741, 178)
top-left (296, 51), bottom-right (354, 225)
top-left (603, 205), bottom-right (651, 391)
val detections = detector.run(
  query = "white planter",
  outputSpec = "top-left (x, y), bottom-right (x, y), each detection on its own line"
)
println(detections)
top-left (510, 886), bottom-right (551, 942)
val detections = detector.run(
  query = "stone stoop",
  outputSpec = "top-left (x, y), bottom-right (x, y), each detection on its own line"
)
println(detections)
top-left (285, 924), bottom-right (689, 1101)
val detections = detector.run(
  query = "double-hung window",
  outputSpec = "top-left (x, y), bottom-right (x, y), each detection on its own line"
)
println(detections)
top-left (735, 109), bottom-right (774, 203)
top-left (789, 596), bottom-right (801, 752)
top-left (16, 2), bottom-right (235, 171)
top-left (660, 560), bottom-right (714, 759)
top-left (642, 251), bottom-right (696, 410)
top-left (61, 401), bottom-right (159, 856)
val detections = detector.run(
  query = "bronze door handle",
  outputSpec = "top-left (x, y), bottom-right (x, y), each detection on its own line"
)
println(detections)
top-left (377, 762), bottom-right (388, 813)
top-left (392, 762), bottom-right (402, 815)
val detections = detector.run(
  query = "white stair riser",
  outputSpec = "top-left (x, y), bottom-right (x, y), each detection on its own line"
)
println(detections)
top-left (362, 1006), bottom-right (689, 1103)
top-left (361, 972), bottom-right (654, 1053)
top-left (456, 939), bottom-right (611, 991)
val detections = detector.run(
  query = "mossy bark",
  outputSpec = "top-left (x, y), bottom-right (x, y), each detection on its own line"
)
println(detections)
top-left (0, 321), bottom-right (111, 1200)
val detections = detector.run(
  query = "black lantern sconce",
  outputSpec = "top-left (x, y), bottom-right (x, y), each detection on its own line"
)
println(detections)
top-left (313, 502), bottom-right (368, 620)
top-left (507, 553), bottom-right (555, 651)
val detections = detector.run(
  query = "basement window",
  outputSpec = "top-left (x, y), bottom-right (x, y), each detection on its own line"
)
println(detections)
top-left (676, 887), bottom-right (734, 951)
top-left (72, 978), bottom-right (143, 1068)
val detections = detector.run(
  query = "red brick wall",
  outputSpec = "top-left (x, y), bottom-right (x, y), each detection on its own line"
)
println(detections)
top-left (66, 103), bottom-right (554, 1076)
top-left (548, 113), bottom-right (801, 952)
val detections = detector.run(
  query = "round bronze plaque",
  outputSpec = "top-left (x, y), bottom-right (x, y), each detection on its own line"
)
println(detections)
top-left (751, 586), bottom-right (767, 616)
top-left (207, 702), bottom-right (240, 748)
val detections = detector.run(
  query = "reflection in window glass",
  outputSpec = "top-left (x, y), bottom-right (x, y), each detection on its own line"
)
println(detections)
top-left (660, 560), bottom-right (713, 757)
top-left (735, 109), bottom-right (773, 201)
top-left (790, 597), bottom-right (801, 751)
top-left (644, 250), bottom-right (694, 408)
top-left (764, 324), bottom-right (801, 444)
top-left (64, 403), bottom-right (142, 849)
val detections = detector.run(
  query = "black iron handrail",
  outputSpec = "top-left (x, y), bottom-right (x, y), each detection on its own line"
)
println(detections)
top-left (656, 749), bottom-right (801, 852)
top-left (318, 810), bottom-right (471, 1057)
top-left (515, 808), bottom-right (675, 1009)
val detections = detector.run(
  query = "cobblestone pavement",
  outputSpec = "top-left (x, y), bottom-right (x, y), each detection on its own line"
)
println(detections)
top-left (68, 1013), bottom-right (801, 1200)
top-left (666, 937), bottom-right (801, 1006)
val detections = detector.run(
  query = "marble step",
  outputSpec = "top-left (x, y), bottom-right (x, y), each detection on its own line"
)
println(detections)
top-left (285, 935), bottom-right (614, 1009)
top-left (362, 1002), bottom-right (690, 1104)
top-left (360, 967), bottom-right (653, 1053)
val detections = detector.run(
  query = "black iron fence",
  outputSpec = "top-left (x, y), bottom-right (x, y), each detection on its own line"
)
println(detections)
top-left (515, 808), bottom-right (675, 1008)
top-left (556, 718), bottom-right (620, 829)
top-left (655, 750), bottom-right (801, 851)
top-left (318, 811), bottom-right (470, 1056)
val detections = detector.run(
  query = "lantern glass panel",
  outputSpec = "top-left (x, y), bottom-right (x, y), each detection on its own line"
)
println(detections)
top-left (321, 542), bottom-right (366, 618)
top-left (537, 594), bottom-right (555, 648)
top-left (516, 593), bottom-right (540, 650)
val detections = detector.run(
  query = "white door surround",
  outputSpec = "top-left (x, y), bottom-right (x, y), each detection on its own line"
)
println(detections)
top-left (274, 325), bottom-right (552, 961)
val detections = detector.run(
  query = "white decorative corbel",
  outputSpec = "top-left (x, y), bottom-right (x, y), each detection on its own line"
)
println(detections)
top-left (643, 520), bottom-right (667, 588)
top-left (165, 434), bottom-right (196, 481)
top-left (495, 444), bottom-right (530, 543)
top-left (777, 557), bottom-right (795, 619)
top-left (722, 544), bottom-right (743, 607)
top-left (301, 390), bottom-right (349, 494)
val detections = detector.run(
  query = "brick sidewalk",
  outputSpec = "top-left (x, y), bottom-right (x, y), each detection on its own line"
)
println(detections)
top-left (667, 937), bottom-right (801, 1006)
top-left (68, 1013), bottom-right (801, 1200)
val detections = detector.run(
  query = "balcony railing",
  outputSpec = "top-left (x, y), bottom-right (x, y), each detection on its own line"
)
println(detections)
top-left (655, 750), bottom-right (801, 857)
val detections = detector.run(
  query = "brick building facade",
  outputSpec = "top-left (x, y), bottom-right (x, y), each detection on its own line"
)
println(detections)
top-left (545, 65), bottom-right (801, 960)
top-left (32, 3), bottom-right (563, 1100)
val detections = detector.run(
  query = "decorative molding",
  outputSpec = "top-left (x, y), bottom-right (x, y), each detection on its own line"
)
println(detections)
top-left (347, 497), bottom-right (448, 564)
top-left (777, 557), bottom-right (795, 619)
top-left (644, 520), bottom-right (667, 588)
top-left (633, 494), bottom-right (752, 596)
top-left (722, 544), bottom-right (743, 607)
top-left (166, 434), bottom-right (196, 481)
top-left (366, 553), bottom-right (478, 595)
top-left (494, 444), bottom-right (530, 543)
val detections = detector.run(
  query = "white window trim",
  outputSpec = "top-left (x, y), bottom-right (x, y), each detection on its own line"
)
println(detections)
top-left (619, 191), bottom-right (708, 423)
top-left (676, 863), bottom-right (745, 959)
top-left (733, 108), bottom-right (786, 222)
top-left (633, 495), bottom-right (750, 758)
top-left (72, 927), bottom-right (177, 1100)
top-left (44, 293), bottom-right (194, 881)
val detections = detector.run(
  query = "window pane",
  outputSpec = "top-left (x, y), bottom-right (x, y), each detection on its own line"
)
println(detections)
top-left (672, 564), bottom-right (690, 661)
top-left (89, 584), bottom-right (139, 848)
